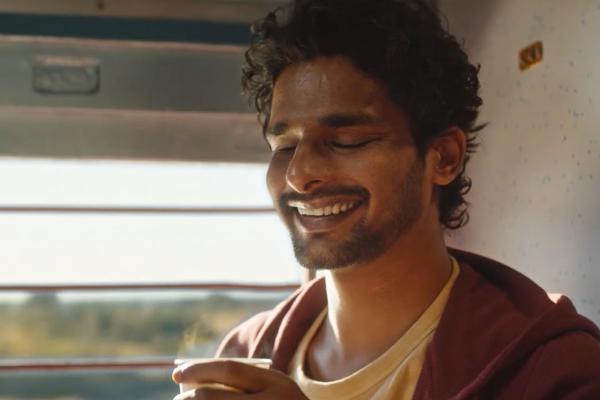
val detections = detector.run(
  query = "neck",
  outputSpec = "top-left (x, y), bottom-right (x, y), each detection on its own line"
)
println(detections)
top-left (306, 215), bottom-right (452, 380)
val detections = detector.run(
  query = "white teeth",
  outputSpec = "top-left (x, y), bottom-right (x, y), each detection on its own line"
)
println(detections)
top-left (297, 207), bottom-right (323, 216)
top-left (332, 204), bottom-right (341, 215)
top-left (296, 201), bottom-right (358, 217)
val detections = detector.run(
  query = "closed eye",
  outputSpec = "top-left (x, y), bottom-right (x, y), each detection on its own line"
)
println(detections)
top-left (272, 145), bottom-right (296, 153)
top-left (332, 139), bottom-right (378, 149)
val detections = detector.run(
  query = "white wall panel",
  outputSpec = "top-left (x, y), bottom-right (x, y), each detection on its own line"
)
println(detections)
top-left (440, 0), bottom-right (600, 325)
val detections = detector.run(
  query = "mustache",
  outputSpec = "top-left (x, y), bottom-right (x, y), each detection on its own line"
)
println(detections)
top-left (278, 186), bottom-right (369, 209)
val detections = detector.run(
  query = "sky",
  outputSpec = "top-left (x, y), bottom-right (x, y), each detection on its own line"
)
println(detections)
top-left (0, 158), bottom-right (303, 287)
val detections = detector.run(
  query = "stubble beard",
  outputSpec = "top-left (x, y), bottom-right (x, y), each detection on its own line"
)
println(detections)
top-left (288, 159), bottom-right (425, 270)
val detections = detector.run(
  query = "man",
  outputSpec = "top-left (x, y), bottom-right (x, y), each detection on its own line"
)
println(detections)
top-left (172, 0), bottom-right (600, 398)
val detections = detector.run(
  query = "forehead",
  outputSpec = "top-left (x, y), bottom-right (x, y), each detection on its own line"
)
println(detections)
top-left (270, 56), bottom-right (389, 121)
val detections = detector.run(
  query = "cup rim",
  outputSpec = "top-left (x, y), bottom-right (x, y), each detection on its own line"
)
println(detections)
top-left (174, 357), bottom-right (272, 366)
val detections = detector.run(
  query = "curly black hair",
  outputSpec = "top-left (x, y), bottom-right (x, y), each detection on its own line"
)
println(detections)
top-left (242, 0), bottom-right (484, 230)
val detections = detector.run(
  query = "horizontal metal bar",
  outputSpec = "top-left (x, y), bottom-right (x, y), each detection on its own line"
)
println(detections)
top-left (0, 12), bottom-right (251, 45)
top-left (0, 282), bottom-right (298, 292)
top-left (0, 0), bottom-right (285, 25)
top-left (0, 358), bottom-right (176, 372)
top-left (0, 206), bottom-right (275, 214)
top-left (0, 34), bottom-right (246, 53)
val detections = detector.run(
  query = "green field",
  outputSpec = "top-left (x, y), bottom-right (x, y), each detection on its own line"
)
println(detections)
top-left (0, 292), bottom-right (287, 399)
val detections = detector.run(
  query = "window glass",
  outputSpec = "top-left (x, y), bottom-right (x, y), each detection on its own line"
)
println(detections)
top-left (0, 289), bottom-right (289, 360)
top-left (0, 159), bottom-right (300, 284)
top-left (0, 159), bottom-right (302, 399)
top-left (0, 159), bottom-right (271, 207)
top-left (0, 213), bottom-right (300, 284)
top-left (0, 158), bottom-right (299, 400)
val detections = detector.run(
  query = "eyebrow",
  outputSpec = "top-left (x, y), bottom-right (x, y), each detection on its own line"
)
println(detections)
top-left (265, 112), bottom-right (381, 138)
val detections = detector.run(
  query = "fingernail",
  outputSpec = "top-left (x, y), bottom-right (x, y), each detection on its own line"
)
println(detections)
top-left (172, 367), bottom-right (182, 383)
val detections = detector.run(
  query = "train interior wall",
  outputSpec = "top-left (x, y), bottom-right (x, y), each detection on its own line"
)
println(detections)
top-left (440, 0), bottom-right (600, 325)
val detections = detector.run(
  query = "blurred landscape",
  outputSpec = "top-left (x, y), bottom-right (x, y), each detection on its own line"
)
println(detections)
top-left (0, 292), bottom-right (288, 399)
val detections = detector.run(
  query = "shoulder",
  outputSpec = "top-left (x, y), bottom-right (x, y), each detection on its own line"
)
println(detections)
top-left (216, 310), bottom-right (272, 358)
top-left (215, 277), bottom-right (328, 364)
top-left (516, 330), bottom-right (600, 399)
top-left (418, 248), bottom-right (600, 399)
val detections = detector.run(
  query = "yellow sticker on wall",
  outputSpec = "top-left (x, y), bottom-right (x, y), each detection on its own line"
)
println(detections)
top-left (519, 41), bottom-right (544, 71)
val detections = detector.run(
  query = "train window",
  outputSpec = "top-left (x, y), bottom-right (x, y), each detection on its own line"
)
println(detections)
top-left (0, 158), bottom-right (299, 398)
top-left (0, 159), bottom-right (302, 283)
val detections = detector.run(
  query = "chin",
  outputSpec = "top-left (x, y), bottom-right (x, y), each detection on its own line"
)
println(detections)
top-left (292, 239), bottom-right (359, 270)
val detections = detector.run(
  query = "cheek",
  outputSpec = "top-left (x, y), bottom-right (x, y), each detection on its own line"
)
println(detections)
top-left (361, 152), bottom-right (419, 201)
top-left (356, 156), bottom-right (395, 188)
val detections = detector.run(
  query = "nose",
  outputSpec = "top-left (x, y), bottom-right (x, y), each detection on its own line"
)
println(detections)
top-left (285, 140), bottom-right (332, 194)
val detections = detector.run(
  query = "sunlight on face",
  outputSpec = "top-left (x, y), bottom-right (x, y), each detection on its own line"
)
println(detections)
top-left (266, 57), bottom-right (425, 270)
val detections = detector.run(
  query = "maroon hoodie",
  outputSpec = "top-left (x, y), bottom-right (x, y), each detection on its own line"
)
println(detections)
top-left (217, 248), bottom-right (600, 399)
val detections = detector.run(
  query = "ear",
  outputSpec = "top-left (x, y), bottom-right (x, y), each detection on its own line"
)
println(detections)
top-left (427, 127), bottom-right (467, 186)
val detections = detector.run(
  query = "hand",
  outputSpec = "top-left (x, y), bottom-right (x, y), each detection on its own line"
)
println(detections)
top-left (172, 359), bottom-right (310, 399)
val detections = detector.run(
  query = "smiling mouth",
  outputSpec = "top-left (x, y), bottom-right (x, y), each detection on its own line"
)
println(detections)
top-left (288, 199), bottom-right (365, 234)
top-left (293, 201), bottom-right (360, 217)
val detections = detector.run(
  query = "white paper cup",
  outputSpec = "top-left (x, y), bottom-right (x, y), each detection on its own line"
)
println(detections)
top-left (174, 357), bottom-right (272, 394)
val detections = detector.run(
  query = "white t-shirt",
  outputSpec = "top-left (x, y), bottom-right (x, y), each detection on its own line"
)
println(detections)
top-left (289, 257), bottom-right (460, 400)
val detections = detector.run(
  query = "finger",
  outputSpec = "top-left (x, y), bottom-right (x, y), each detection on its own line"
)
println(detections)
top-left (173, 386), bottom-right (246, 400)
top-left (176, 360), bottom-right (276, 393)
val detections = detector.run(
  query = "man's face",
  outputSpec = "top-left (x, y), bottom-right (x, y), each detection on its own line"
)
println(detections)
top-left (266, 56), bottom-right (426, 270)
